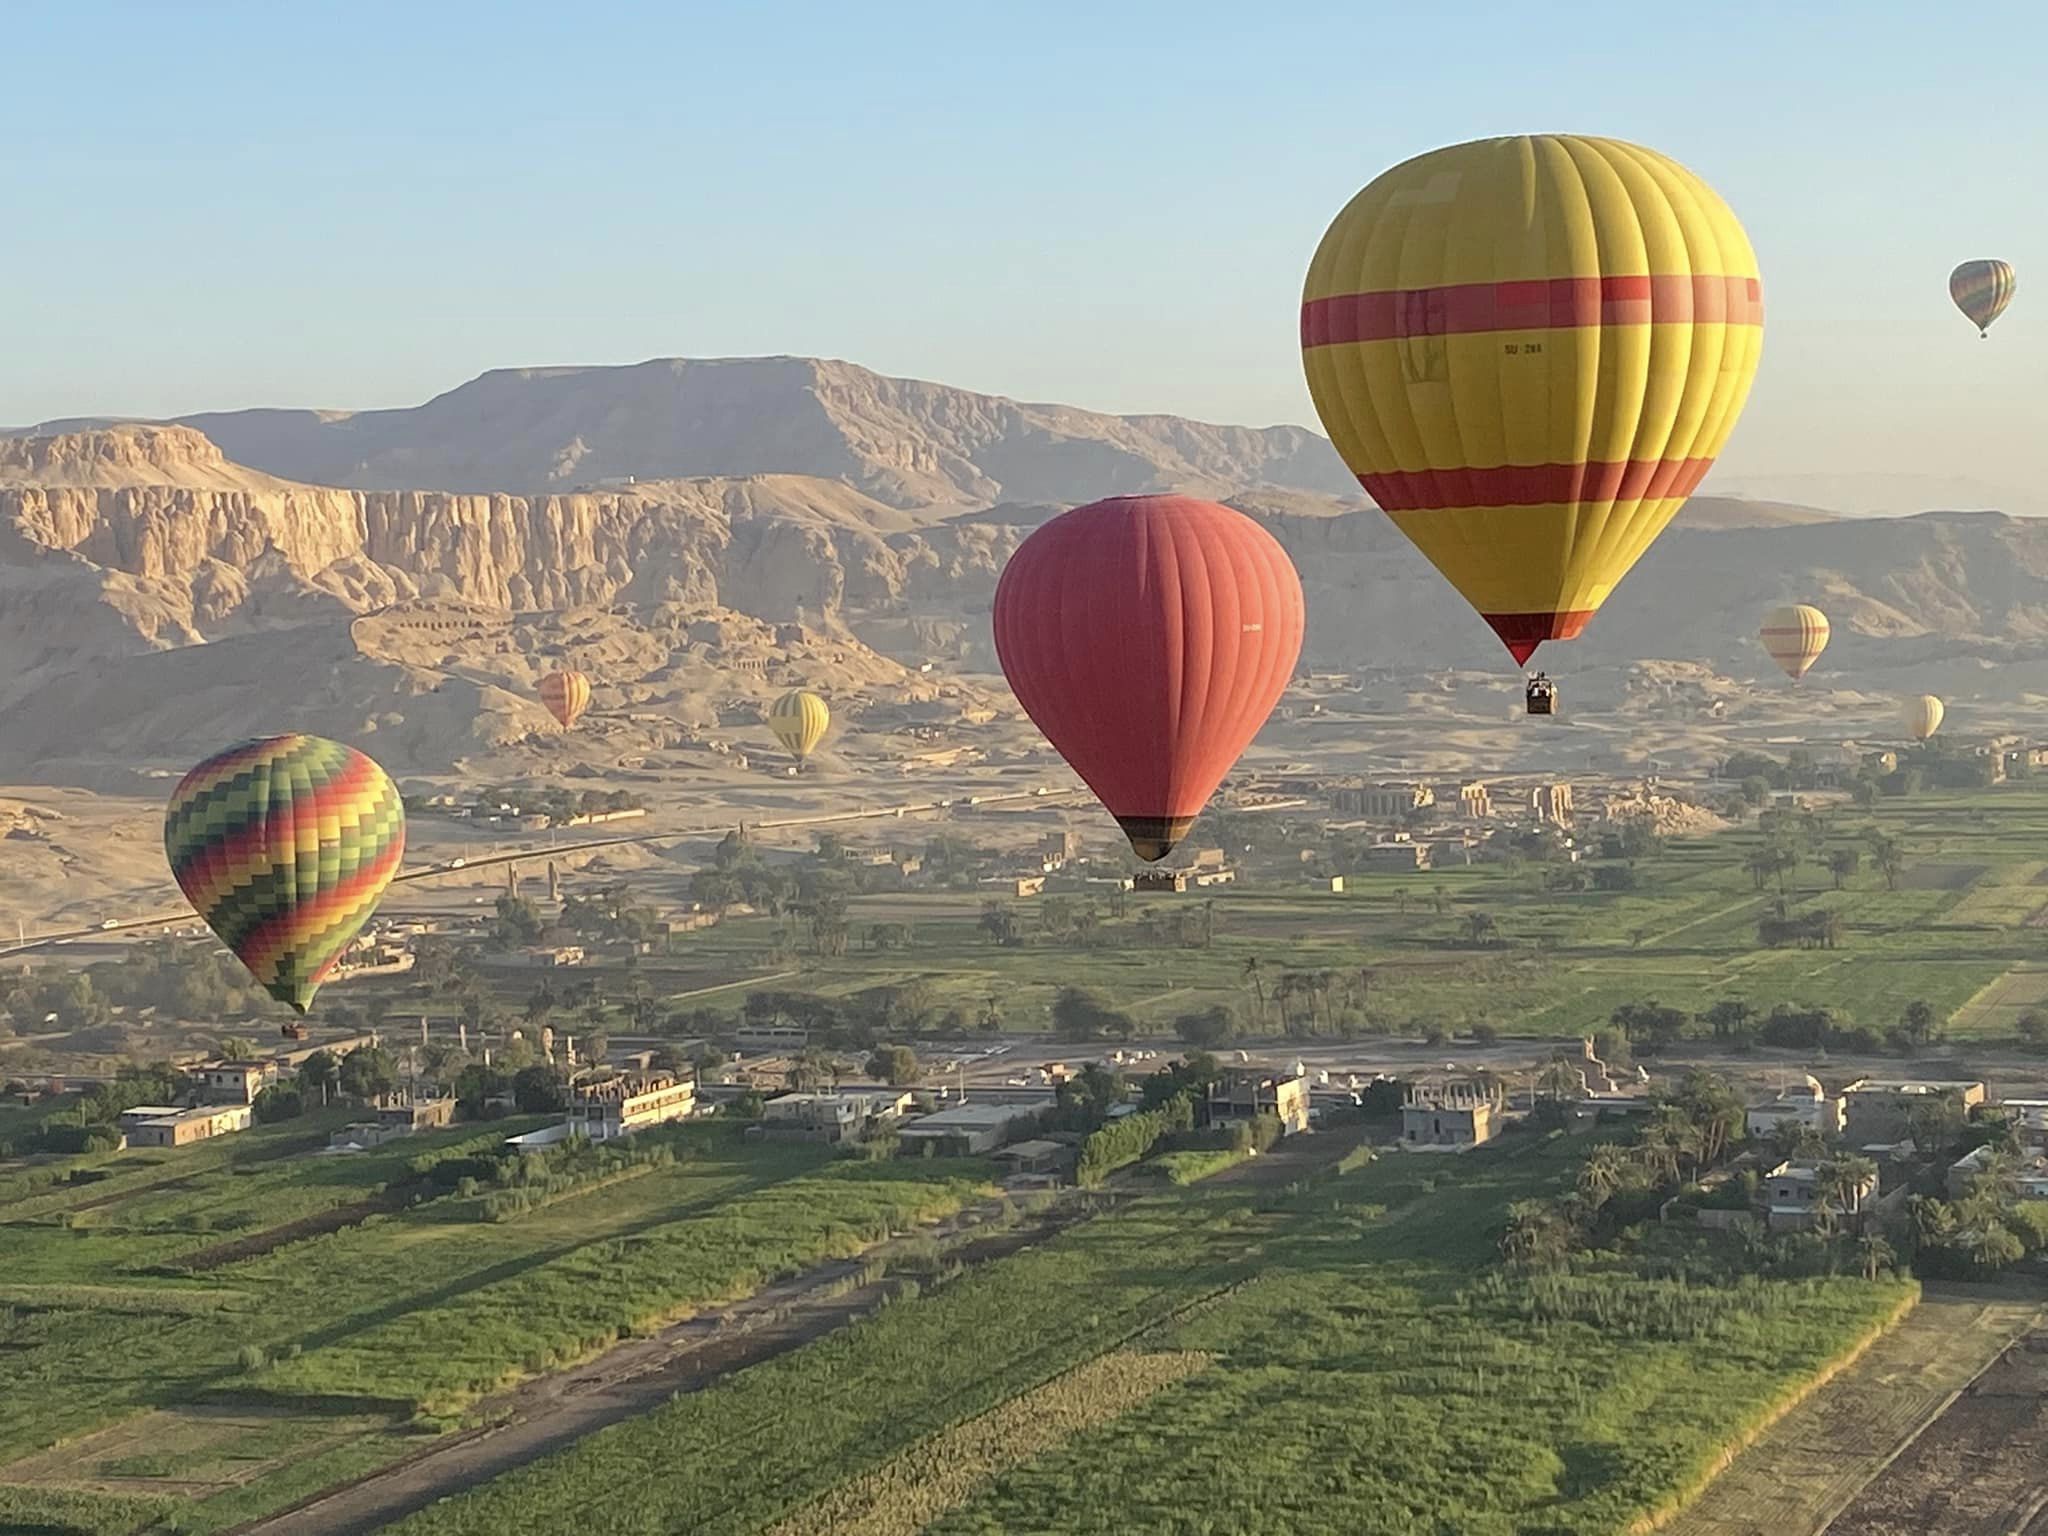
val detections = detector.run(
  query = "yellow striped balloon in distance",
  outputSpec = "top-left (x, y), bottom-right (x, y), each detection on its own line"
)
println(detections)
top-left (1950, 260), bottom-right (2016, 337)
top-left (163, 735), bottom-right (406, 1015)
top-left (770, 689), bottom-right (830, 764)
top-left (1302, 134), bottom-right (1765, 666)
top-left (1760, 603), bottom-right (1830, 681)
top-left (538, 669), bottom-right (591, 730)
top-left (1902, 694), bottom-right (1944, 742)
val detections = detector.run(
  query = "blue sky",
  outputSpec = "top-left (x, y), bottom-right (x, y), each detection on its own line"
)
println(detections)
top-left (4, 0), bottom-right (2042, 496)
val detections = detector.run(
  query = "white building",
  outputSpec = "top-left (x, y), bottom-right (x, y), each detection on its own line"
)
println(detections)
top-left (1744, 1093), bottom-right (1844, 1142)
top-left (568, 1072), bottom-right (696, 1141)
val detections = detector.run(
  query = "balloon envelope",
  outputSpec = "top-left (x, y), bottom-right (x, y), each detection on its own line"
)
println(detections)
top-left (164, 735), bottom-right (406, 1014)
top-left (770, 690), bottom-right (830, 762)
top-left (1760, 604), bottom-right (1830, 681)
top-left (992, 494), bottom-right (1305, 861)
top-left (539, 670), bottom-right (591, 729)
top-left (1302, 134), bottom-right (1764, 664)
top-left (1902, 695), bottom-right (1945, 742)
top-left (1950, 260), bottom-right (2016, 336)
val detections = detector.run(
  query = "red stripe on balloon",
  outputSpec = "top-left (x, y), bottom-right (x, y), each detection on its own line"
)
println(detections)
top-left (1301, 274), bottom-right (1763, 346)
top-left (1358, 458), bottom-right (1715, 512)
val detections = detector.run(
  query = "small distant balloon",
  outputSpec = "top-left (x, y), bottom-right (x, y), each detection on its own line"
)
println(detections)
top-left (1950, 260), bottom-right (2016, 337)
top-left (1901, 694), bottom-right (1945, 742)
top-left (1760, 604), bottom-right (1830, 681)
top-left (770, 689), bottom-right (831, 765)
top-left (164, 735), bottom-right (406, 1014)
top-left (539, 670), bottom-right (592, 730)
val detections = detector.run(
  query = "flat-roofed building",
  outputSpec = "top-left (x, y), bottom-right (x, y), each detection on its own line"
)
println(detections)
top-left (1400, 1080), bottom-right (1500, 1149)
top-left (1764, 1158), bottom-right (1879, 1232)
top-left (1841, 1079), bottom-right (1986, 1144)
top-left (896, 1102), bottom-right (1040, 1156)
top-left (376, 1097), bottom-right (455, 1135)
top-left (120, 1103), bottom-right (253, 1149)
top-left (760, 1091), bottom-right (909, 1143)
top-left (568, 1071), bottom-right (696, 1142)
top-left (198, 1060), bottom-right (277, 1105)
top-left (1206, 1070), bottom-right (1310, 1136)
top-left (1744, 1092), bottom-right (1844, 1142)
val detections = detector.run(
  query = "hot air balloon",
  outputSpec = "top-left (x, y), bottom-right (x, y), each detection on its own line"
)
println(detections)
top-left (1902, 695), bottom-right (1945, 742)
top-left (1760, 604), bottom-right (1830, 681)
top-left (538, 670), bottom-right (591, 730)
top-left (163, 735), bottom-right (406, 1014)
top-left (1950, 260), bottom-right (2016, 337)
top-left (1302, 134), bottom-right (1765, 667)
top-left (770, 689), bottom-right (830, 766)
top-left (992, 494), bottom-right (1305, 861)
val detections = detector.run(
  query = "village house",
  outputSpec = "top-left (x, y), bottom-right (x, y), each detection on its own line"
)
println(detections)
top-left (567, 1071), bottom-right (696, 1141)
top-left (1947, 1144), bottom-right (2048, 1201)
top-left (1743, 1079), bottom-right (1844, 1142)
top-left (1205, 1069), bottom-right (1310, 1136)
top-left (1362, 840), bottom-right (1430, 872)
top-left (118, 1103), bottom-right (253, 1149)
top-left (895, 1102), bottom-right (1041, 1156)
top-left (1400, 1080), bottom-right (1501, 1150)
top-left (1762, 1158), bottom-right (1880, 1232)
top-left (1840, 1079), bottom-right (1986, 1144)
top-left (197, 1060), bottom-right (278, 1106)
top-left (759, 1091), bottom-right (910, 1144)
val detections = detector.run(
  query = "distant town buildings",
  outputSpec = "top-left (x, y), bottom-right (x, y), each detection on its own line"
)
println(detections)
top-left (1454, 782), bottom-right (1494, 820)
top-left (1530, 784), bottom-right (1575, 824)
top-left (1330, 781), bottom-right (1435, 819)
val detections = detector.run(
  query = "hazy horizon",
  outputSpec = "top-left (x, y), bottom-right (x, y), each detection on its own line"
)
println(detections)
top-left (5, 0), bottom-right (2040, 497)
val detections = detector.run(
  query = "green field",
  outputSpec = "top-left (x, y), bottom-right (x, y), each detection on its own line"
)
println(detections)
top-left (600, 786), bottom-right (2048, 1046)
top-left (382, 1134), bottom-right (1912, 1536)
top-left (0, 1116), bottom-right (991, 1533)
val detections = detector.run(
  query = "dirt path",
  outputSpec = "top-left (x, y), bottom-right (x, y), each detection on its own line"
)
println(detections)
top-left (1662, 1287), bottom-right (2042, 1536)
top-left (220, 1127), bottom-right (1369, 1536)
top-left (220, 1196), bottom-right (1083, 1536)
top-left (1825, 1317), bottom-right (2048, 1536)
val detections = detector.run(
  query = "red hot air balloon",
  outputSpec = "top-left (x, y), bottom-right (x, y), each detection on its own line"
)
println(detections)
top-left (993, 495), bottom-right (1306, 861)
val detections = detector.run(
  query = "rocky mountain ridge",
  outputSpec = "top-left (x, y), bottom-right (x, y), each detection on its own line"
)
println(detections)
top-left (27, 356), bottom-right (1358, 507)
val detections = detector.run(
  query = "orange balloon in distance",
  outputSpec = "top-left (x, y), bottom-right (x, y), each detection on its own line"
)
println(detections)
top-left (992, 495), bottom-right (1305, 862)
top-left (538, 670), bottom-right (591, 729)
top-left (1302, 134), bottom-right (1765, 665)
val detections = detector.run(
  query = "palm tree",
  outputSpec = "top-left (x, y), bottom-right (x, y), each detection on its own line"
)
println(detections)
top-left (1813, 1156), bottom-right (1877, 1237)
top-left (1856, 1232), bottom-right (1896, 1281)
top-left (1866, 831), bottom-right (1904, 891)
top-left (1827, 847), bottom-right (1861, 890)
top-left (1536, 1056), bottom-right (1584, 1103)
top-left (1577, 1144), bottom-right (1630, 1210)
top-left (1465, 910), bottom-right (1498, 946)
top-left (1242, 956), bottom-right (1267, 1025)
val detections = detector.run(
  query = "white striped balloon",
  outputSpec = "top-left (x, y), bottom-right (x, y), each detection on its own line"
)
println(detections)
top-left (1760, 604), bottom-right (1830, 681)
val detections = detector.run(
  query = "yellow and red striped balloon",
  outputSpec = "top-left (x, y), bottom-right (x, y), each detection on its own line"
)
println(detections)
top-left (164, 735), bottom-right (406, 1014)
top-left (538, 669), bottom-right (591, 730)
top-left (1302, 134), bottom-right (1765, 664)
top-left (1760, 604), bottom-right (1830, 681)
top-left (1950, 260), bottom-right (2016, 337)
